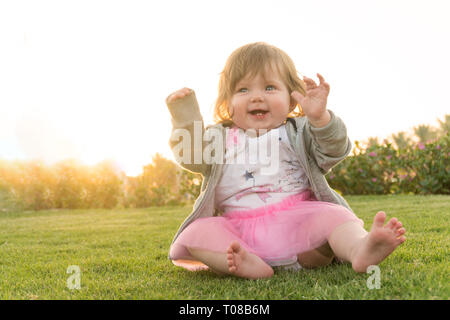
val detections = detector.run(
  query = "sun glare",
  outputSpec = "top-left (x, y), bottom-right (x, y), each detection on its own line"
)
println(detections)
top-left (0, 1), bottom-right (448, 175)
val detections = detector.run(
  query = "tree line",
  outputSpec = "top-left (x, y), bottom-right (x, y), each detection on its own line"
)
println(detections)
top-left (0, 115), bottom-right (448, 212)
top-left (0, 154), bottom-right (201, 212)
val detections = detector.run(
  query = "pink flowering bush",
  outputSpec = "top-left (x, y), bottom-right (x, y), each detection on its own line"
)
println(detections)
top-left (327, 132), bottom-right (449, 195)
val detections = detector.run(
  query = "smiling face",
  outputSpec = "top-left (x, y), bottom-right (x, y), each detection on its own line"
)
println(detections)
top-left (229, 67), bottom-right (295, 133)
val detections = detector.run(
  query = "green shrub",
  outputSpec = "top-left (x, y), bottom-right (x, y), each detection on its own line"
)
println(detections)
top-left (328, 133), bottom-right (449, 195)
top-left (1, 130), bottom-right (447, 212)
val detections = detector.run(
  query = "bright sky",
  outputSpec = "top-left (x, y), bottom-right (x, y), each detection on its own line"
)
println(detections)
top-left (0, 0), bottom-right (449, 176)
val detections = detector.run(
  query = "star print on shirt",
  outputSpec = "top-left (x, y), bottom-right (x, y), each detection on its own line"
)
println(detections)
top-left (243, 170), bottom-right (256, 187)
top-left (244, 170), bottom-right (254, 181)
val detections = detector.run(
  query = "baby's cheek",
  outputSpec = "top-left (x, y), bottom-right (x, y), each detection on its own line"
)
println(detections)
top-left (228, 105), bottom-right (234, 116)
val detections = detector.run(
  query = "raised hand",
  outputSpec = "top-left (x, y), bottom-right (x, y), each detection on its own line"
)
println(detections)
top-left (166, 87), bottom-right (192, 104)
top-left (291, 73), bottom-right (331, 128)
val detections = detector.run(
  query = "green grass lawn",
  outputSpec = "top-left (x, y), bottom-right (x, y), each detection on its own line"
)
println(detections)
top-left (0, 195), bottom-right (448, 300)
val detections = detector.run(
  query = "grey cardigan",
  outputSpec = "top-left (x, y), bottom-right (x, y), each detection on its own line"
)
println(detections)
top-left (166, 91), bottom-right (352, 257)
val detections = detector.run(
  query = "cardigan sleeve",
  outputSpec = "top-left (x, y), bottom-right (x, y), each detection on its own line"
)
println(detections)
top-left (166, 90), bottom-right (211, 176)
top-left (303, 110), bottom-right (352, 174)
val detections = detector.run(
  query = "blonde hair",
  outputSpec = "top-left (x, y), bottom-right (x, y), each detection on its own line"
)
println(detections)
top-left (213, 42), bottom-right (307, 124)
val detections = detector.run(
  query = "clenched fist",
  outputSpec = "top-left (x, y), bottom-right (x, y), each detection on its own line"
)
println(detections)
top-left (166, 87), bottom-right (193, 104)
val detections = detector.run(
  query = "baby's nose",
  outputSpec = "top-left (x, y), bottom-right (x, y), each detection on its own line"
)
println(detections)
top-left (250, 94), bottom-right (264, 103)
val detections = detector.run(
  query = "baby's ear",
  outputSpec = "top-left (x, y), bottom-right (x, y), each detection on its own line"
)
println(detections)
top-left (289, 97), bottom-right (297, 111)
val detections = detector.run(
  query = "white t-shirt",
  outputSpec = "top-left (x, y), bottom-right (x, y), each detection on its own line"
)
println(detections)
top-left (215, 124), bottom-right (310, 214)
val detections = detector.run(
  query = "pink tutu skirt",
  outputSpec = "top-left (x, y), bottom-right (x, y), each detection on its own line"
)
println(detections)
top-left (170, 190), bottom-right (363, 270)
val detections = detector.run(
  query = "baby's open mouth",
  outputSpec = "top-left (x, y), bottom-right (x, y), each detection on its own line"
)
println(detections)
top-left (249, 109), bottom-right (268, 115)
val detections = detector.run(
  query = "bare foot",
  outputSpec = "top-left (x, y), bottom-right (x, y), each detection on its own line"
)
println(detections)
top-left (172, 259), bottom-right (209, 272)
top-left (226, 241), bottom-right (274, 279)
top-left (351, 211), bottom-right (406, 273)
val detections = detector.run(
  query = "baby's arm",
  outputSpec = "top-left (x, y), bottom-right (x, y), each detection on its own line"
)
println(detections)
top-left (291, 74), bottom-right (351, 174)
top-left (166, 88), bottom-right (211, 176)
top-left (304, 110), bottom-right (352, 174)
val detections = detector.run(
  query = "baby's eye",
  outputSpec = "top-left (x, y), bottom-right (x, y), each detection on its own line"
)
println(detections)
top-left (266, 85), bottom-right (275, 91)
top-left (237, 87), bottom-right (248, 93)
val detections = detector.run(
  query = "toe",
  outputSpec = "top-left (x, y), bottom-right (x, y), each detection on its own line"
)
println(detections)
top-left (373, 211), bottom-right (386, 227)
top-left (230, 241), bottom-right (240, 252)
top-left (397, 235), bottom-right (406, 244)
top-left (386, 217), bottom-right (398, 230)
top-left (396, 227), bottom-right (406, 236)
